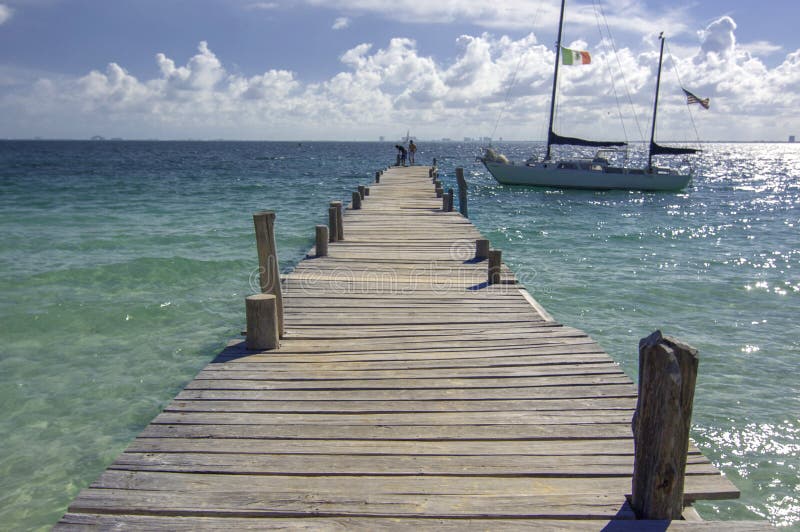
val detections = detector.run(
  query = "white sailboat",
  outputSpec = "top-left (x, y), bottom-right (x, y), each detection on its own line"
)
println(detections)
top-left (481, 0), bottom-right (698, 191)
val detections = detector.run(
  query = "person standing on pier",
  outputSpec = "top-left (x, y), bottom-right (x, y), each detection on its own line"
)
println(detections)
top-left (408, 140), bottom-right (417, 165)
top-left (395, 144), bottom-right (407, 166)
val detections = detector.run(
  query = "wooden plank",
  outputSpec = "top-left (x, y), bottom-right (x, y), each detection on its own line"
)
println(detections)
top-left (54, 514), bottom-right (775, 531)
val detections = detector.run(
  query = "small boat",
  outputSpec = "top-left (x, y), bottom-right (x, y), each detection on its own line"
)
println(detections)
top-left (481, 0), bottom-right (698, 191)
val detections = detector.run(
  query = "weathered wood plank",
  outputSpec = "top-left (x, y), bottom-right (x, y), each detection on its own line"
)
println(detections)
top-left (54, 514), bottom-right (775, 531)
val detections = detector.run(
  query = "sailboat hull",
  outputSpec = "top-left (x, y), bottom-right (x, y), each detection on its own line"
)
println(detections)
top-left (483, 160), bottom-right (691, 191)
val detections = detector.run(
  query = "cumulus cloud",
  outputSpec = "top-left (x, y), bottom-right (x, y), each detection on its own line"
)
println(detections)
top-left (332, 16), bottom-right (350, 30)
top-left (0, 4), bottom-right (13, 25)
top-left (1, 19), bottom-right (798, 141)
top-left (698, 16), bottom-right (737, 59)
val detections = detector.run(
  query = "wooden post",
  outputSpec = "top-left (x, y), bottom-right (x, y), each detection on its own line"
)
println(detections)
top-left (358, 185), bottom-right (366, 200)
top-left (328, 206), bottom-right (338, 243)
top-left (352, 191), bottom-right (362, 210)
top-left (488, 249), bottom-right (502, 284)
top-left (456, 167), bottom-right (468, 218)
top-left (252, 211), bottom-right (284, 336)
top-left (435, 185), bottom-right (443, 198)
top-left (446, 188), bottom-right (454, 212)
top-left (364, 186), bottom-right (370, 196)
top-left (475, 239), bottom-right (489, 260)
top-left (315, 225), bottom-right (328, 257)
top-left (330, 200), bottom-right (344, 240)
top-left (375, 171), bottom-right (381, 183)
top-left (245, 294), bottom-right (279, 350)
top-left (442, 190), bottom-right (448, 210)
top-left (428, 168), bottom-right (434, 178)
top-left (433, 157), bottom-right (437, 167)
top-left (631, 330), bottom-right (699, 520)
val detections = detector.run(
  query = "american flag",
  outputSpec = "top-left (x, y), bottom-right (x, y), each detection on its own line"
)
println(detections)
top-left (683, 88), bottom-right (710, 110)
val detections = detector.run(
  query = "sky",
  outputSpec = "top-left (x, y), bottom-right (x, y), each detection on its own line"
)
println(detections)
top-left (0, 0), bottom-right (798, 141)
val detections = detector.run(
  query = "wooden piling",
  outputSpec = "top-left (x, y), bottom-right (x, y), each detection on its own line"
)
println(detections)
top-left (375, 171), bottom-right (381, 183)
top-left (435, 185), bottom-right (443, 198)
top-left (328, 206), bottom-right (338, 243)
top-left (446, 188), bottom-right (454, 212)
top-left (352, 191), bottom-right (362, 210)
top-left (245, 293), bottom-right (280, 350)
top-left (358, 185), bottom-right (366, 200)
top-left (631, 330), bottom-right (699, 520)
top-left (315, 225), bottom-right (328, 257)
top-left (331, 200), bottom-right (344, 240)
top-left (364, 186), bottom-right (370, 197)
top-left (252, 211), bottom-right (284, 336)
top-left (476, 239), bottom-right (489, 260)
top-left (456, 167), bottom-right (468, 218)
top-left (488, 249), bottom-right (502, 284)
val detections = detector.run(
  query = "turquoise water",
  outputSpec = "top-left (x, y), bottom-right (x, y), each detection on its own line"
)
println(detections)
top-left (0, 140), bottom-right (797, 529)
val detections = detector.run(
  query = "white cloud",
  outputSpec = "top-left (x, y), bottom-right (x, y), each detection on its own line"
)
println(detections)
top-left (0, 4), bottom-right (13, 25)
top-left (303, 0), bottom-right (692, 38)
top-left (245, 2), bottom-right (279, 10)
top-left (332, 16), bottom-right (350, 30)
top-left (740, 40), bottom-right (783, 57)
top-left (1, 18), bottom-right (798, 141)
top-left (698, 16), bottom-right (737, 59)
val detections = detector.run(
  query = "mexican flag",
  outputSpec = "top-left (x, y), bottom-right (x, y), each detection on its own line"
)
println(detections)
top-left (561, 46), bottom-right (591, 65)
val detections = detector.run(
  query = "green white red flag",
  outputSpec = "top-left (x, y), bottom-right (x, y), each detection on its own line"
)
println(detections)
top-left (561, 46), bottom-right (591, 65)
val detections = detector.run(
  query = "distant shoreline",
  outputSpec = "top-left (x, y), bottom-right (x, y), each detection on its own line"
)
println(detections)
top-left (1, 138), bottom-right (797, 144)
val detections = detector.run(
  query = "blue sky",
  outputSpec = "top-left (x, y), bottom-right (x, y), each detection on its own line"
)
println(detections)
top-left (1, 0), bottom-right (798, 141)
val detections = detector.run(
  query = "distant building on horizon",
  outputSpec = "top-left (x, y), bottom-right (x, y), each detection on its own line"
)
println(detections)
top-left (790, 135), bottom-right (796, 143)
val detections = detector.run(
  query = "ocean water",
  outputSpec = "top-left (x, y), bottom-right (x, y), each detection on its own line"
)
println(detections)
top-left (0, 140), bottom-right (797, 529)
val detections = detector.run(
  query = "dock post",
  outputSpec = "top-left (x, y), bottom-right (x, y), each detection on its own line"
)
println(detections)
top-left (315, 225), bottom-right (328, 257)
top-left (245, 294), bottom-right (280, 350)
top-left (330, 200), bottom-right (344, 240)
top-left (435, 184), bottom-right (443, 198)
top-left (433, 157), bottom-right (437, 167)
top-left (328, 206), bottom-right (338, 243)
top-left (446, 188), bottom-right (454, 212)
top-left (352, 191), bottom-right (362, 210)
top-left (475, 239), bottom-right (490, 260)
top-left (456, 167), bottom-right (468, 218)
top-left (375, 171), bottom-right (381, 183)
top-left (442, 190), bottom-right (448, 210)
top-left (365, 186), bottom-right (370, 197)
top-left (631, 330), bottom-right (699, 520)
top-left (358, 185), bottom-right (366, 200)
top-left (488, 249), bottom-right (502, 284)
top-left (252, 211), bottom-right (284, 336)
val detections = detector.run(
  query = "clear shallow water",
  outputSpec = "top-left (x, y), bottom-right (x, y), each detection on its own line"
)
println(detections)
top-left (0, 140), bottom-right (797, 529)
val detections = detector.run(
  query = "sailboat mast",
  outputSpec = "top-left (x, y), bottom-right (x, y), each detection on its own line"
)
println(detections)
top-left (546, 0), bottom-right (567, 161)
top-left (648, 33), bottom-right (665, 169)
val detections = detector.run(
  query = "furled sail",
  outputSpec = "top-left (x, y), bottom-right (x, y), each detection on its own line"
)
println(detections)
top-left (549, 130), bottom-right (626, 148)
top-left (649, 141), bottom-right (699, 156)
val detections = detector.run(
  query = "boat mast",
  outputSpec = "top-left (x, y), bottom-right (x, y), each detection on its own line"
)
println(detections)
top-left (648, 33), bottom-right (665, 169)
top-left (546, 0), bottom-right (567, 161)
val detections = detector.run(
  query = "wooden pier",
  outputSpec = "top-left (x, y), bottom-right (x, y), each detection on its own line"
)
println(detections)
top-left (57, 166), bottom-right (768, 530)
